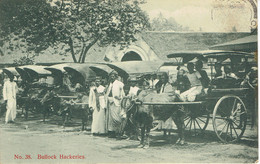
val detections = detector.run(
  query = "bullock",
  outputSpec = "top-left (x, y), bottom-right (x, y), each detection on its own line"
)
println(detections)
top-left (58, 93), bottom-right (90, 130)
top-left (121, 89), bottom-right (187, 148)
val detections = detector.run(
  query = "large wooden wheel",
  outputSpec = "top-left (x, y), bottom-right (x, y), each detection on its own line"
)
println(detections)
top-left (184, 105), bottom-right (210, 136)
top-left (213, 95), bottom-right (247, 143)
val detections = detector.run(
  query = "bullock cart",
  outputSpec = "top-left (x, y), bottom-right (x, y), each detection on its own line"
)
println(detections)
top-left (146, 50), bottom-right (256, 143)
top-left (14, 65), bottom-right (54, 119)
top-left (44, 63), bottom-right (112, 129)
top-left (121, 51), bottom-right (255, 146)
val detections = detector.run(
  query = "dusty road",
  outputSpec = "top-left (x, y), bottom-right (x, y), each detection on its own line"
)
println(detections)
top-left (0, 112), bottom-right (258, 163)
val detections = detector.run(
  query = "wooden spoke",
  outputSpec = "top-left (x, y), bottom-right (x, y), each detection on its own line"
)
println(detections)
top-left (197, 117), bottom-right (206, 124)
top-left (219, 121), bottom-right (228, 136)
top-left (231, 99), bottom-right (237, 112)
top-left (231, 120), bottom-right (240, 128)
top-left (193, 119), bottom-right (196, 134)
top-left (184, 116), bottom-right (190, 122)
top-left (185, 118), bottom-right (191, 128)
top-left (189, 118), bottom-right (193, 131)
top-left (216, 120), bottom-right (226, 127)
top-left (195, 119), bottom-right (202, 130)
top-left (224, 123), bottom-right (230, 141)
top-left (231, 123), bottom-right (239, 138)
top-left (230, 122), bottom-right (233, 139)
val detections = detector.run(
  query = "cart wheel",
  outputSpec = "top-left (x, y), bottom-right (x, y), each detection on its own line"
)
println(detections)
top-left (213, 95), bottom-right (247, 143)
top-left (184, 108), bottom-right (210, 136)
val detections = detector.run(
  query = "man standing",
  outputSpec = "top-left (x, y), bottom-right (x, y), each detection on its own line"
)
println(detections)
top-left (3, 74), bottom-right (18, 124)
top-left (89, 77), bottom-right (107, 135)
top-left (106, 71), bottom-right (125, 138)
top-left (127, 77), bottom-right (140, 99)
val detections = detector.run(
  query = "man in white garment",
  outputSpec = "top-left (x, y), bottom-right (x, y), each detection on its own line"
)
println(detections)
top-left (159, 72), bottom-right (174, 94)
top-left (127, 77), bottom-right (140, 99)
top-left (148, 74), bottom-right (159, 89)
top-left (89, 77), bottom-right (107, 135)
top-left (3, 74), bottom-right (18, 124)
top-left (157, 72), bottom-right (175, 135)
top-left (106, 71), bottom-right (125, 138)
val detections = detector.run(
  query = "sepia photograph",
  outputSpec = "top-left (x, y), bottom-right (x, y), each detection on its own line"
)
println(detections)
top-left (0, 0), bottom-right (258, 163)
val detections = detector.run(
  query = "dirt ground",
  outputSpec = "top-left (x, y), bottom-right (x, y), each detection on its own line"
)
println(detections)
top-left (0, 110), bottom-right (258, 164)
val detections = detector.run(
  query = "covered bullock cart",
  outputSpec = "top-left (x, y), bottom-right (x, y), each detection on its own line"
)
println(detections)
top-left (45, 63), bottom-right (111, 129)
top-left (15, 65), bottom-right (54, 119)
top-left (127, 50), bottom-right (256, 144)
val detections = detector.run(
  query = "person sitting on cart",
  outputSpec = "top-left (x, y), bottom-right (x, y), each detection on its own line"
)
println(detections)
top-left (157, 72), bottom-right (175, 135)
top-left (172, 67), bottom-right (190, 94)
top-left (148, 73), bottom-right (159, 89)
top-left (212, 65), bottom-right (239, 88)
top-left (214, 62), bottom-right (223, 79)
top-left (219, 65), bottom-right (238, 79)
top-left (178, 62), bottom-right (203, 102)
top-left (159, 72), bottom-right (174, 94)
top-left (195, 60), bottom-right (210, 88)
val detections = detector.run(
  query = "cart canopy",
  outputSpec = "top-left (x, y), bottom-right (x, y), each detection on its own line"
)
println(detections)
top-left (167, 50), bottom-right (254, 63)
top-left (63, 63), bottom-right (96, 86)
top-left (89, 64), bottom-right (113, 77)
top-left (2, 67), bottom-right (20, 77)
top-left (44, 63), bottom-right (69, 74)
top-left (15, 65), bottom-right (33, 82)
top-left (22, 65), bottom-right (52, 80)
top-left (106, 61), bottom-right (164, 79)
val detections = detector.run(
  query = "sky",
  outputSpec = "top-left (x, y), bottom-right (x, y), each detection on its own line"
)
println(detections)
top-left (140, 0), bottom-right (257, 32)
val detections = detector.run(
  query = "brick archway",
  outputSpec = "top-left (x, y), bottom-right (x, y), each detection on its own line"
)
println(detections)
top-left (121, 51), bottom-right (142, 61)
top-left (119, 45), bottom-right (149, 61)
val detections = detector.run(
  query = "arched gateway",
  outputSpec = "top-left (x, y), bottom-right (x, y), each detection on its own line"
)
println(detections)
top-left (121, 51), bottom-right (142, 61)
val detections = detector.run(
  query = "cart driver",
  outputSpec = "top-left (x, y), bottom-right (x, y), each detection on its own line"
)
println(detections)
top-left (159, 72), bottom-right (174, 94)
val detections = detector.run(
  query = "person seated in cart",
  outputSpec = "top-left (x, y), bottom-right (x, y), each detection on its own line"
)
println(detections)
top-left (157, 72), bottom-right (176, 135)
top-left (195, 60), bottom-right (210, 88)
top-left (212, 65), bottom-right (239, 88)
top-left (172, 67), bottom-right (190, 94)
top-left (148, 73), bottom-right (159, 89)
top-left (214, 62), bottom-right (223, 78)
top-left (219, 65), bottom-right (238, 79)
top-left (159, 72), bottom-right (174, 94)
top-left (178, 62), bottom-right (203, 102)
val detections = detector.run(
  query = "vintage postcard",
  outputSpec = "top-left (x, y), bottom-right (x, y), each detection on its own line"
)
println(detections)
top-left (0, 0), bottom-right (258, 163)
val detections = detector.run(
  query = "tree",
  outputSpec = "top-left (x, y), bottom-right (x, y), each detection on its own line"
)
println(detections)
top-left (231, 26), bottom-right (237, 32)
top-left (0, 0), bottom-right (149, 63)
top-left (150, 13), bottom-right (189, 31)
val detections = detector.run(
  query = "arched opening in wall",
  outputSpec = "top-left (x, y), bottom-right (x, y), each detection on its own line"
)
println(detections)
top-left (121, 51), bottom-right (142, 61)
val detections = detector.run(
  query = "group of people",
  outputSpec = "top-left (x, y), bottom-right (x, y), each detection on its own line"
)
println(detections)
top-left (88, 60), bottom-right (209, 137)
top-left (1, 59), bottom-right (257, 137)
top-left (88, 71), bottom-right (126, 138)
